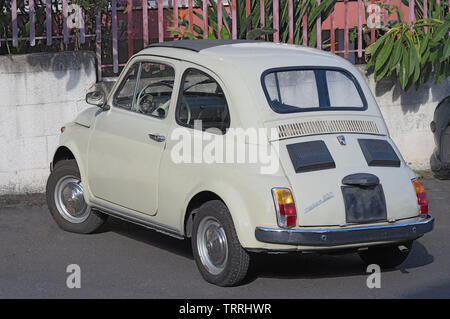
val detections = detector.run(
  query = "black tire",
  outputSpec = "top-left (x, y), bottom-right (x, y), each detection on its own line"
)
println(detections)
top-left (192, 200), bottom-right (250, 287)
top-left (46, 159), bottom-right (107, 234)
top-left (358, 241), bottom-right (413, 269)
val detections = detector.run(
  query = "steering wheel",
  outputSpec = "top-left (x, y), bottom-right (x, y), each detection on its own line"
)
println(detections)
top-left (135, 81), bottom-right (174, 114)
top-left (181, 95), bottom-right (192, 125)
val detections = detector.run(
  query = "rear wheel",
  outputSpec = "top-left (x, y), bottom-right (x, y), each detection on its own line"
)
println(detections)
top-left (358, 241), bottom-right (413, 269)
top-left (46, 159), bottom-right (107, 234)
top-left (192, 200), bottom-right (250, 286)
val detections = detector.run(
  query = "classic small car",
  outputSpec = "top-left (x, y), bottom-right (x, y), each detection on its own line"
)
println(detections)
top-left (46, 40), bottom-right (434, 286)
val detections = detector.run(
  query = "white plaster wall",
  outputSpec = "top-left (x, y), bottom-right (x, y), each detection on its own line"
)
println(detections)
top-left (0, 51), bottom-right (96, 194)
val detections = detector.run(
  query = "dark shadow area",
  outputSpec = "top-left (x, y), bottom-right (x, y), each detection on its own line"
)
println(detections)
top-left (97, 213), bottom-right (434, 285)
top-left (98, 216), bottom-right (193, 260)
top-left (365, 65), bottom-right (449, 115)
top-left (405, 281), bottom-right (450, 298)
top-left (23, 51), bottom-right (95, 91)
top-left (243, 240), bottom-right (433, 285)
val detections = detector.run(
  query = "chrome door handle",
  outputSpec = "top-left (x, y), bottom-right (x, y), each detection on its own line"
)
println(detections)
top-left (149, 134), bottom-right (166, 142)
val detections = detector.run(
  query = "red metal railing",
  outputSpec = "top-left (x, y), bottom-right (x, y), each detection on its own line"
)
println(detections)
top-left (0, 0), bottom-right (447, 80)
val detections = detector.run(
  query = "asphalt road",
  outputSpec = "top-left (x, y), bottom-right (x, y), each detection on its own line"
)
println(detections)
top-left (0, 178), bottom-right (449, 299)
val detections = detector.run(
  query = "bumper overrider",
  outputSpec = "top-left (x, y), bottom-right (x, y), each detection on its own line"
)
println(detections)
top-left (255, 215), bottom-right (434, 247)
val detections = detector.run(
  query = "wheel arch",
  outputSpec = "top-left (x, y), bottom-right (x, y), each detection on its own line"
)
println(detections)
top-left (50, 141), bottom-right (93, 204)
top-left (181, 184), bottom-right (257, 248)
top-left (52, 146), bottom-right (75, 168)
top-left (183, 191), bottom-right (223, 238)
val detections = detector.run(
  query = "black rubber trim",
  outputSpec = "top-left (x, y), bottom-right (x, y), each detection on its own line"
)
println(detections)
top-left (342, 173), bottom-right (380, 186)
top-left (261, 66), bottom-right (368, 114)
top-left (358, 139), bottom-right (401, 167)
top-left (286, 140), bottom-right (336, 173)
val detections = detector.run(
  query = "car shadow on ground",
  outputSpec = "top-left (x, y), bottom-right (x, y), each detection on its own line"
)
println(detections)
top-left (243, 241), bottom-right (434, 284)
top-left (99, 216), bottom-right (434, 284)
top-left (99, 216), bottom-right (194, 260)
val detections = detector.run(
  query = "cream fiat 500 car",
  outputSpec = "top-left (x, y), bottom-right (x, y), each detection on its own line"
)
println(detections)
top-left (46, 40), bottom-right (434, 286)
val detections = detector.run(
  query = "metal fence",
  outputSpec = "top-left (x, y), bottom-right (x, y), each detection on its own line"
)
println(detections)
top-left (0, 0), bottom-right (445, 80)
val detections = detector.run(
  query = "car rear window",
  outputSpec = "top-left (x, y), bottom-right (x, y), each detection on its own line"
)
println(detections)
top-left (262, 67), bottom-right (367, 113)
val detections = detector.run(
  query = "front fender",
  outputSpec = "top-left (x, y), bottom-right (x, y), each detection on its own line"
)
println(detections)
top-left (54, 123), bottom-right (94, 204)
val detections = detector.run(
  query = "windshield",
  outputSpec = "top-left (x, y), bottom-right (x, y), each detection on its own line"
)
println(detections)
top-left (262, 67), bottom-right (367, 113)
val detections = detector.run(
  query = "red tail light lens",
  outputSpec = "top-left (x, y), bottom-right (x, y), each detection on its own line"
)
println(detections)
top-left (412, 179), bottom-right (429, 215)
top-left (272, 188), bottom-right (297, 228)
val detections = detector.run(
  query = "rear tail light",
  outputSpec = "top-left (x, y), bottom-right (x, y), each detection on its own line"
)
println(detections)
top-left (272, 188), bottom-right (297, 228)
top-left (412, 179), bottom-right (429, 215)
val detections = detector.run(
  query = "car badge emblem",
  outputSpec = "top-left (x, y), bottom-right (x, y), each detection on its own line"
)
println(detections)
top-left (337, 135), bottom-right (346, 146)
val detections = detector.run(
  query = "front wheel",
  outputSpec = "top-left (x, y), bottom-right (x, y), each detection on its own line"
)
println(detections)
top-left (192, 200), bottom-right (250, 287)
top-left (358, 241), bottom-right (413, 269)
top-left (46, 159), bottom-right (107, 234)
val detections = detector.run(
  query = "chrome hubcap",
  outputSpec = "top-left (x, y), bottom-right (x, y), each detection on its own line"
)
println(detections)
top-left (54, 176), bottom-right (90, 223)
top-left (197, 217), bottom-right (228, 275)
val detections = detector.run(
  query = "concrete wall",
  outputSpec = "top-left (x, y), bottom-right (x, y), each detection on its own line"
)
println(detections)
top-left (0, 53), bottom-right (448, 195)
top-left (0, 51), bottom-right (96, 194)
top-left (357, 65), bottom-right (450, 170)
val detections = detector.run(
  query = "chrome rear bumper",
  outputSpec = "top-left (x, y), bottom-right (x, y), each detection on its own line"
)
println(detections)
top-left (255, 215), bottom-right (434, 247)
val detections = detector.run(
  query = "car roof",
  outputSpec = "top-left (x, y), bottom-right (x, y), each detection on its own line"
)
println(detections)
top-left (147, 39), bottom-right (262, 52)
top-left (138, 40), bottom-right (350, 72)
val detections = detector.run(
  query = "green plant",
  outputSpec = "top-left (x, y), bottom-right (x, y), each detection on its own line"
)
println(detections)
top-left (366, 2), bottom-right (449, 90)
top-left (170, 0), bottom-right (336, 47)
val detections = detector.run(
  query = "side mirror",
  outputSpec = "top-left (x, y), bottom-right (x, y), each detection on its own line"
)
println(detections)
top-left (86, 90), bottom-right (109, 110)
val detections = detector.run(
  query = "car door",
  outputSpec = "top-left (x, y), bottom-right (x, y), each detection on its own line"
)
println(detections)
top-left (87, 57), bottom-right (179, 216)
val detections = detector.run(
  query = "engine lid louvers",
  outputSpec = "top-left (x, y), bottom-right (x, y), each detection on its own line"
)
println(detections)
top-left (276, 119), bottom-right (384, 140)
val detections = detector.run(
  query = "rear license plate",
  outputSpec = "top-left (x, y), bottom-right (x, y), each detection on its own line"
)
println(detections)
top-left (341, 185), bottom-right (387, 224)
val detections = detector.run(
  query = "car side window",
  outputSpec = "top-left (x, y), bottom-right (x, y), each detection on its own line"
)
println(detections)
top-left (134, 62), bottom-right (176, 119)
top-left (113, 63), bottom-right (140, 110)
top-left (176, 69), bottom-right (230, 134)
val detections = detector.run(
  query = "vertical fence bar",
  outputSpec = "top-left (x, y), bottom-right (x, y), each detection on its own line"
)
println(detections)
top-left (331, 10), bottom-right (335, 53)
top-left (409, 0), bottom-right (415, 23)
top-left (112, 0), bottom-right (119, 73)
top-left (143, 0), bottom-right (149, 47)
top-left (288, 0), bottom-right (294, 44)
top-left (218, 0), bottom-right (223, 39)
top-left (127, 0), bottom-right (134, 58)
top-left (96, 12), bottom-right (102, 81)
top-left (46, 0), bottom-right (52, 46)
top-left (203, 0), bottom-right (208, 39)
top-left (383, 0), bottom-right (390, 25)
top-left (344, 0), bottom-right (349, 58)
top-left (424, 0), bottom-right (428, 33)
top-left (316, 0), bottom-right (321, 49)
top-left (29, 0), bottom-right (35, 46)
top-left (232, 0), bottom-right (237, 39)
top-left (302, 12), bottom-right (307, 46)
top-left (246, 0), bottom-right (251, 34)
top-left (12, 0), bottom-right (18, 47)
top-left (260, 0), bottom-right (265, 39)
top-left (173, 0), bottom-right (179, 38)
top-left (80, 7), bottom-right (86, 44)
top-left (370, 0), bottom-right (375, 44)
top-left (273, 0), bottom-right (279, 42)
top-left (188, 0), bottom-right (193, 33)
top-left (63, 0), bottom-right (68, 44)
top-left (158, 0), bottom-right (164, 42)
top-left (358, 0), bottom-right (363, 58)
